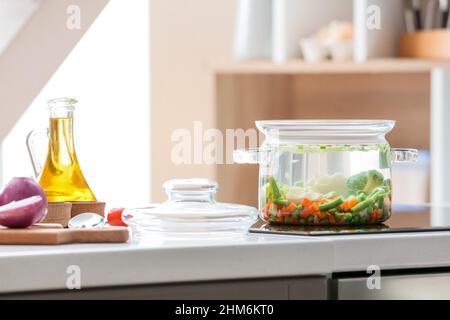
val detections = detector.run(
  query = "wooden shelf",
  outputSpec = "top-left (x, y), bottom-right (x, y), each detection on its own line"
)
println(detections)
top-left (214, 58), bottom-right (450, 75)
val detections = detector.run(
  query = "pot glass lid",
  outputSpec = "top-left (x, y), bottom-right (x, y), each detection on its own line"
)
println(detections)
top-left (122, 178), bottom-right (258, 234)
top-left (256, 119), bottom-right (395, 144)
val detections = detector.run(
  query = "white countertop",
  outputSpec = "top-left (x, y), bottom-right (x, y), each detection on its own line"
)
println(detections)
top-left (1, 228), bottom-right (450, 294)
top-left (0, 232), bottom-right (333, 294)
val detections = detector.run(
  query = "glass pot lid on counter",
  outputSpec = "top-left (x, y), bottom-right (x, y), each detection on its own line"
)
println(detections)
top-left (233, 120), bottom-right (418, 227)
top-left (122, 178), bottom-right (258, 234)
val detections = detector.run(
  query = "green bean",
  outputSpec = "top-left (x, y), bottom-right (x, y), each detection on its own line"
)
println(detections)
top-left (319, 197), bottom-right (344, 211)
top-left (368, 188), bottom-right (385, 201)
top-left (274, 199), bottom-right (289, 207)
top-left (377, 195), bottom-right (385, 209)
top-left (269, 176), bottom-right (281, 200)
top-left (350, 198), bottom-right (375, 213)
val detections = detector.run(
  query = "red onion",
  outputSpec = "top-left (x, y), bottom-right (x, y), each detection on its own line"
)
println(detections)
top-left (0, 177), bottom-right (48, 228)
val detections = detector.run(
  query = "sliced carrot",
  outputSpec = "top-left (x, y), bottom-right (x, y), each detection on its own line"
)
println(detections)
top-left (300, 210), bottom-right (311, 218)
top-left (327, 213), bottom-right (336, 224)
top-left (341, 197), bottom-right (358, 212)
top-left (290, 217), bottom-right (299, 225)
top-left (370, 210), bottom-right (377, 223)
top-left (318, 211), bottom-right (328, 219)
top-left (262, 204), bottom-right (269, 218)
top-left (376, 209), bottom-right (384, 220)
top-left (267, 198), bottom-right (273, 206)
top-left (301, 198), bottom-right (312, 207)
top-left (286, 201), bottom-right (297, 212)
top-left (281, 210), bottom-right (291, 216)
top-left (300, 207), bottom-right (314, 218)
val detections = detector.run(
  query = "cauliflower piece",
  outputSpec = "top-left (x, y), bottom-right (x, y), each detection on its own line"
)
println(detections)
top-left (306, 173), bottom-right (348, 196)
top-left (286, 186), bottom-right (321, 202)
top-left (286, 186), bottom-right (304, 202)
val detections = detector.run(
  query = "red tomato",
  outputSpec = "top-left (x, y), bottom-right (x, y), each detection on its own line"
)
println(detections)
top-left (107, 207), bottom-right (127, 226)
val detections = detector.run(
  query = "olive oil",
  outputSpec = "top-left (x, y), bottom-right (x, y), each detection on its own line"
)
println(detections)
top-left (38, 116), bottom-right (96, 202)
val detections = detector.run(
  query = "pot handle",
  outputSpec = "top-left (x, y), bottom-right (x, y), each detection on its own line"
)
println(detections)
top-left (391, 148), bottom-right (418, 163)
top-left (233, 148), bottom-right (264, 164)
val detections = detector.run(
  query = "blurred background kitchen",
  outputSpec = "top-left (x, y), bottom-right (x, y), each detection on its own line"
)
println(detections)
top-left (1, 0), bottom-right (449, 209)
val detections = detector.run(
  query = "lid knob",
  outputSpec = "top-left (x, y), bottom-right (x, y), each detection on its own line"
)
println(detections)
top-left (163, 178), bottom-right (218, 203)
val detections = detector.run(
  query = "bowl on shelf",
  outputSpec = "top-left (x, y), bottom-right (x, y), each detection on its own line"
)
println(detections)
top-left (400, 29), bottom-right (450, 59)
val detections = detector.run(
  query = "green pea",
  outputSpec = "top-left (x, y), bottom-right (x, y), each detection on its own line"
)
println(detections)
top-left (357, 192), bottom-right (366, 201)
top-left (321, 219), bottom-right (329, 225)
top-left (344, 213), bottom-right (353, 222)
top-left (299, 218), bottom-right (306, 225)
top-left (352, 215), bottom-right (361, 225)
top-left (284, 216), bottom-right (290, 224)
top-left (291, 208), bottom-right (300, 218)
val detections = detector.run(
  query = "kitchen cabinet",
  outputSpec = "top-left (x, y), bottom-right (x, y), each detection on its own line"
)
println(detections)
top-left (331, 270), bottom-right (450, 299)
top-left (0, 276), bottom-right (329, 300)
top-left (4, 268), bottom-right (450, 300)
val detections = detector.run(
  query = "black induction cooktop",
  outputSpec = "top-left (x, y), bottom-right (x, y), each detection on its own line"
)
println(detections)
top-left (249, 204), bottom-right (450, 236)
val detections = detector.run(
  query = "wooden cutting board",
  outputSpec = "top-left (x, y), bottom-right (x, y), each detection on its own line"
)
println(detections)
top-left (0, 224), bottom-right (129, 245)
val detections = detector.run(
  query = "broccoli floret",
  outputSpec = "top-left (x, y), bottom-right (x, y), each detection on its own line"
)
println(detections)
top-left (346, 170), bottom-right (384, 194)
top-left (364, 170), bottom-right (384, 193)
top-left (346, 172), bottom-right (367, 193)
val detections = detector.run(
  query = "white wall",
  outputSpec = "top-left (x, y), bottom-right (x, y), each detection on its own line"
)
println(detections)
top-left (1, 0), bottom-right (150, 208)
top-left (150, 0), bottom-right (236, 201)
top-left (0, 0), bottom-right (40, 55)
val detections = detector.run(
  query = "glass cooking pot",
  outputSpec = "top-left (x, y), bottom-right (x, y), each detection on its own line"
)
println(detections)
top-left (233, 120), bottom-right (418, 226)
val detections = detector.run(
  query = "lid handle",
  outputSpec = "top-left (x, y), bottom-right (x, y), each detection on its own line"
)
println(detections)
top-left (163, 178), bottom-right (217, 203)
top-left (391, 148), bottom-right (418, 163)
